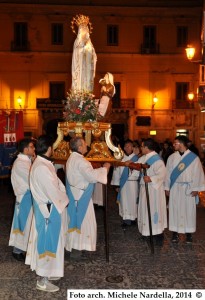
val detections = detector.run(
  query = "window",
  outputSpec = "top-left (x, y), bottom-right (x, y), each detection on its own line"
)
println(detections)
top-left (12, 22), bottom-right (29, 51)
top-left (142, 26), bottom-right (157, 53)
top-left (112, 82), bottom-right (121, 108)
top-left (176, 82), bottom-right (189, 100)
top-left (107, 25), bottom-right (118, 46)
top-left (136, 116), bottom-right (151, 126)
top-left (49, 82), bottom-right (65, 101)
top-left (177, 26), bottom-right (188, 47)
top-left (51, 23), bottom-right (63, 45)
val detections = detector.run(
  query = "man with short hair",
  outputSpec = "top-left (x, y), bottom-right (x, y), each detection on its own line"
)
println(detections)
top-left (134, 138), bottom-right (167, 245)
top-left (111, 139), bottom-right (139, 228)
top-left (65, 137), bottom-right (110, 256)
top-left (26, 135), bottom-right (69, 293)
top-left (9, 138), bottom-right (35, 261)
top-left (165, 135), bottom-right (205, 243)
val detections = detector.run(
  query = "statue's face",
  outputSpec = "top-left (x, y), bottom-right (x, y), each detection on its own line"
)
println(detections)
top-left (104, 74), bottom-right (109, 84)
top-left (79, 26), bottom-right (90, 42)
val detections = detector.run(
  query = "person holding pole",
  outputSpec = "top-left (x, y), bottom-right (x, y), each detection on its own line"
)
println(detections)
top-left (65, 137), bottom-right (110, 259)
top-left (133, 138), bottom-right (167, 246)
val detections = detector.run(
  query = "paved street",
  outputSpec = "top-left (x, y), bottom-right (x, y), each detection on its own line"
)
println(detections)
top-left (0, 178), bottom-right (205, 300)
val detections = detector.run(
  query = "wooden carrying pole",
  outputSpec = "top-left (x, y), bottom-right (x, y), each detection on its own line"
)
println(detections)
top-left (143, 168), bottom-right (154, 254)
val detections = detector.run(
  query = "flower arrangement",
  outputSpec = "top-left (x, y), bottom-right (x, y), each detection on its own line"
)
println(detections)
top-left (63, 90), bottom-right (101, 122)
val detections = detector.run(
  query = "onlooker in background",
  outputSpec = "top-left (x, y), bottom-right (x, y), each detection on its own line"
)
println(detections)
top-left (111, 139), bottom-right (139, 228)
top-left (26, 135), bottom-right (69, 293)
top-left (9, 138), bottom-right (35, 261)
top-left (160, 141), bottom-right (174, 165)
top-left (133, 140), bottom-right (142, 158)
top-left (165, 135), bottom-right (205, 244)
top-left (187, 140), bottom-right (200, 156)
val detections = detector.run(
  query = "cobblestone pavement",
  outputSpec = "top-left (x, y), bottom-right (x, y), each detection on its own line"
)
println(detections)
top-left (0, 179), bottom-right (205, 300)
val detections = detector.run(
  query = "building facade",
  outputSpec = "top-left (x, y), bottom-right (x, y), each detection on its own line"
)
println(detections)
top-left (0, 0), bottom-right (204, 153)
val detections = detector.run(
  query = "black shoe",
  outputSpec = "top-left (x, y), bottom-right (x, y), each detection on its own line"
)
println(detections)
top-left (131, 220), bottom-right (137, 226)
top-left (121, 222), bottom-right (128, 229)
top-left (12, 252), bottom-right (25, 262)
top-left (186, 233), bottom-right (193, 244)
top-left (171, 232), bottom-right (179, 243)
top-left (155, 233), bottom-right (164, 246)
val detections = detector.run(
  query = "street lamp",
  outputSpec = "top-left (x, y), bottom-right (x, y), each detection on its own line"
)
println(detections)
top-left (187, 92), bottom-right (194, 101)
top-left (17, 96), bottom-right (22, 108)
top-left (185, 45), bottom-right (196, 61)
top-left (152, 95), bottom-right (158, 109)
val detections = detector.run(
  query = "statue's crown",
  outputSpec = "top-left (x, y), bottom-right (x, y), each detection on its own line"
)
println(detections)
top-left (72, 14), bottom-right (89, 27)
top-left (71, 14), bottom-right (93, 35)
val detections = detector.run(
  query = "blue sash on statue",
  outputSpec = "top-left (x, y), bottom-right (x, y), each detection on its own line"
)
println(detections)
top-left (33, 199), bottom-right (61, 259)
top-left (13, 190), bottom-right (32, 235)
top-left (117, 155), bottom-right (138, 204)
top-left (170, 152), bottom-right (197, 190)
top-left (66, 178), bottom-right (95, 233)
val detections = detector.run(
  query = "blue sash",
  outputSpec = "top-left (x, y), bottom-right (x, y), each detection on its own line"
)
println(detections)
top-left (170, 152), bottom-right (197, 189)
top-left (33, 199), bottom-right (61, 259)
top-left (13, 190), bottom-right (32, 235)
top-left (143, 154), bottom-right (162, 224)
top-left (146, 154), bottom-right (162, 166)
top-left (117, 155), bottom-right (138, 203)
top-left (66, 178), bottom-right (95, 233)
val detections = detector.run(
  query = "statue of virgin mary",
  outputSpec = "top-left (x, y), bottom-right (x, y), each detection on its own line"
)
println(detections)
top-left (71, 15), bottom-right (97, 92)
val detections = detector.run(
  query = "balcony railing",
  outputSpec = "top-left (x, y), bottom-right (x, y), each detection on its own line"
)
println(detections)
top-left (36, 98), bottom-right (64, 110)
top-left (172, 100), bottom-right (195, 109)
top-left (11, 41), bottom-right (30, 51)
top-left (113, 98), bottom-right (135, 109)
top-left (140, 43), bottom-right (160, 54)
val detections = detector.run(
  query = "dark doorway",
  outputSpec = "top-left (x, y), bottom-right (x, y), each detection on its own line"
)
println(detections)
top-left (111, 123), bottom-right (125, 148)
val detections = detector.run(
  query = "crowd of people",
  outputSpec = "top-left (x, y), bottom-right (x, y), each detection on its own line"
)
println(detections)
top-left (8, 134), bottom-right (205, 293)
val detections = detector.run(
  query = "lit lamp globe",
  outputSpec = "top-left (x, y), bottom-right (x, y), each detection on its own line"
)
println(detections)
top-left (17, 96), bottom-right (22, 108)
top-left (187, 92), bottom-right (194, 101)
top-left (185, 45), bottom-right (195, 60)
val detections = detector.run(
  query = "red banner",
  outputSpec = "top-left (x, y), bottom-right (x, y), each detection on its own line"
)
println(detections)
top-left (0, 110), bottom-right (24, 145)
top-left (0, 110), bottom-right (24, 177)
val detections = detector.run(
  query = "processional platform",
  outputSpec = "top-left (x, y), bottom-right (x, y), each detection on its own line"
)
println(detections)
top-left (52, 121), bottom-right (124, 163)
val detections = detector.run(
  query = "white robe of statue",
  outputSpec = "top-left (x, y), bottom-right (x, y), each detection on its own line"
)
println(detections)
top-left (72, 25), bottom-right (97, 92)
